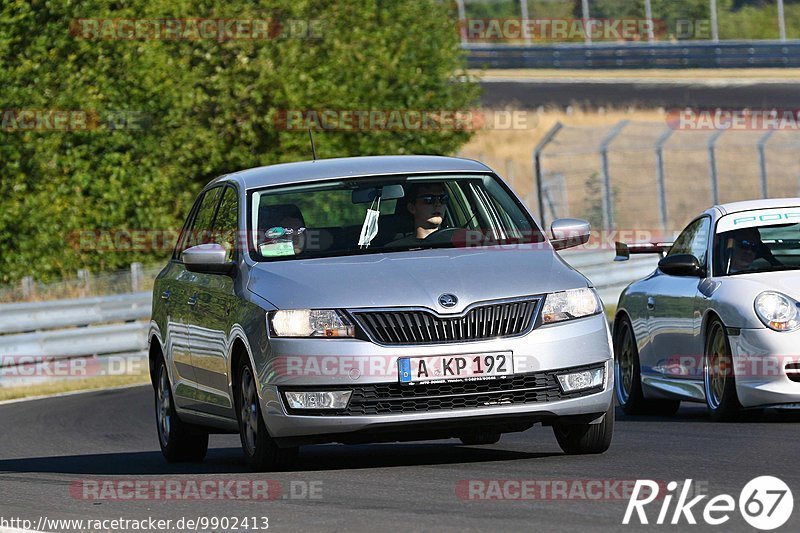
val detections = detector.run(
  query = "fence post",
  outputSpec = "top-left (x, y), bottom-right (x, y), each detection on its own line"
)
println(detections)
top-left (130, 262), bottom-right (142, 293)
top-left (707, 130), bottom-right (724, 205)
top-left (519, 0), bottom-right (531, 44)
top-left (455, 0), bottom-right (468, 45)
top-left (655, 127), bottom-right (674, 232)
top-left (644, 0), bottom-right (655, 42)
top-left (778, 0), bottom-right (787, 42)
top-left (757, 130), bottom-right (775, 199)
top-left (709, 0), bottom-right (719, 43)
top-left (533, 122), bottom-right (563, 229)
top-left (599, 120), bottom-right (629, 231)
top-left (581, 0), bottom-right (592, 44)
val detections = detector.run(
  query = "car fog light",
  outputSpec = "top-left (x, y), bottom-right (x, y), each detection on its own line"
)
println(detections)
top-left (557, 368), bottom-right (604, 392)
top-left (285, 390), bottom-right (352, 409)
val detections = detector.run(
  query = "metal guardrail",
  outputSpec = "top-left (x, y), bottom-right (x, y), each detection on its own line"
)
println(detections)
top-left (0, 250), bottom-right (656, 367)
top-left (0, 292), bottom-right (151, 335)
top-left (466, 40), bottom-right (800, 69)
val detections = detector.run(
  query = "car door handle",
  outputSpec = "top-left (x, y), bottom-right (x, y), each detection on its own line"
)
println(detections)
top-left (187, 295), bottom-right (198, 307)
top-left (647, 297), bottom-right (655, 310)
top-left (161, 290), bottom-right (171, 301)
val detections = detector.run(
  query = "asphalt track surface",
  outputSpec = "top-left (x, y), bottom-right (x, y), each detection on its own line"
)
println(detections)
top-left (2, 385), bottom-right (799, 532)
top-left (479, 79), bottom-right (800, 109)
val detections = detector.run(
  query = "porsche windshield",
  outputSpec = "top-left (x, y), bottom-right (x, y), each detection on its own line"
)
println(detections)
top-left (247, 174), bottom-right (544, 261)
top-left (714, 220), bottom-right (800, 276)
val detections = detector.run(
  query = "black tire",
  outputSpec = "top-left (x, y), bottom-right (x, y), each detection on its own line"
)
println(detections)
top-left (154, 356), bottom-right (209, 462)
top-left (552, 403), bottom-right (614, 455)
top-left (704, 318), bottom-right (753, 422)
top-left (459, 433), bottom-right (501, 445)
top-left (614, 317), bottom-right (680, 416)
top-left (236, 358), bottom-right (298, 471)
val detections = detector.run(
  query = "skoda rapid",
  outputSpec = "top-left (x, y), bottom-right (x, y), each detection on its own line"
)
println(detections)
top-left (148, 155), bottom-right (614, 469)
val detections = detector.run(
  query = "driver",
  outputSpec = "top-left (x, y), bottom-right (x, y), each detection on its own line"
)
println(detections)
top-left (387, 183), bottom-right (449, 246)
top-left (727, 227), bottom-right (771, 273)
top-left (407, 183), bottom-right (448, 239)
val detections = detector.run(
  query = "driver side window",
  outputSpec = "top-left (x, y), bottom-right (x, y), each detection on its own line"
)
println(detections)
top-left (668, 217), bottom-right (711, 266)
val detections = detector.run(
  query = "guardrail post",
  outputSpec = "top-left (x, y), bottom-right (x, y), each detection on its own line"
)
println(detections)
top-left (644, 0), bottom-right (655, 42)
top-left (599, 120), bottom-right (629, 231)
top-left (130, 262), bottom-right (142, 293)
top-left (707, 130), bottom-right (724, 205)
top-left (533, 122), bottom-right (563, 229)
top-left (21, 276), bottom-right (34, 299)
top-left (757, 130), bottom-right (775, 198)
top-left (778, 0), bottom-right (787, 42)
top-left (77, 269), bottom-right (92, 297)
top-left (655, 127), bottom-right (674, 232)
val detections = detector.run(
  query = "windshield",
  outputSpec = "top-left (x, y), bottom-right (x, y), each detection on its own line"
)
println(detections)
top-left (247, 173), bottom-right (544, 261)
top-left (714, 217), bottom-right (800, 276)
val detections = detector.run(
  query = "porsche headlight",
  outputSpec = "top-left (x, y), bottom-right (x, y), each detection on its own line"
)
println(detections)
top-left (269, 310), bottom-right (355, 337)
top-left (754, 291), bottom-right (800, 332)
top-left (542, 288), bottom-right (602, 324)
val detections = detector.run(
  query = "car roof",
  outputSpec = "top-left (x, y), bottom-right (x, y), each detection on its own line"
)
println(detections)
top-left (212, 155), bottom-right (493, 190)
top-left (714, 197), bottom-right (800, 216)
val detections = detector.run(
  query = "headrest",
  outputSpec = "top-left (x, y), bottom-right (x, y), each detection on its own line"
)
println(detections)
top-left (259, 203), bottom-right (305, 231)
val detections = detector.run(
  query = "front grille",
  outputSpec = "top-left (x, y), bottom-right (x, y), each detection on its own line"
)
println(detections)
top-left (351, 298), bottom-right (539, 345)
top-left (280, 363), bottom-right (604, 416)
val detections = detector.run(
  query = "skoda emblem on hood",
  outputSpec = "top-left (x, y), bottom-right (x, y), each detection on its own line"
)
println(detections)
top-left (438, 293), bottom-right (458, 308)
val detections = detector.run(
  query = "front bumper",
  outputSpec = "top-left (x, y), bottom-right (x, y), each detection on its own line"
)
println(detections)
top-left (258, 313), bottom-right (614, 439)
top-left (729, 328), bottom-right (800, 408)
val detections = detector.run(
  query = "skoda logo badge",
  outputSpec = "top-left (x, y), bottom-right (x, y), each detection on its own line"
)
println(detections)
top-left (438, 293), bottom-right (458, 308)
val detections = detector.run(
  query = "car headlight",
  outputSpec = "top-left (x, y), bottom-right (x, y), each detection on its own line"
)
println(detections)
top-left (754, 291), bottom-right (800, 332)
top-left (269, 309), bottom-right (355, 337)
top-left (542, 288), bottom-right (602, 324)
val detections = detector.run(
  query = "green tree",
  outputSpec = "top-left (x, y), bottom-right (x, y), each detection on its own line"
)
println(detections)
top-left (0, 0), bottom-right (480, 282)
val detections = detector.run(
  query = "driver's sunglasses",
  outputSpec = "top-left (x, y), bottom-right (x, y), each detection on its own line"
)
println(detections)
top-left (737, 239), bottom-right (760, 252)
top-left (417, 193), bottom-right (449, 205)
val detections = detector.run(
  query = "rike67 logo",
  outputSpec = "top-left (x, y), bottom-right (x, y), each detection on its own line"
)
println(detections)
top-left (623, 477), bottom-right (793, 530)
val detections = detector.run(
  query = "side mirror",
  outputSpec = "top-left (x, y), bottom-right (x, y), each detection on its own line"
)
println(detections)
top-left (550, 218), bottom-right (591, 250)
top-left (658, 254), bottom-right (704, 277)
top-left (183, 244), bottom-right (236, 276)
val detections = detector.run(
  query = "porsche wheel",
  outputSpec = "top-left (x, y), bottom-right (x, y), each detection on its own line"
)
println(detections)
top-left (614, 317), bottom-right (680, 416)
top-left (704, 318), bottom-right (745, 422)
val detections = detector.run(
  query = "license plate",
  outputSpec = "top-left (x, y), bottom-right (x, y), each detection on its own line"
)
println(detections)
top-left (398, 352), bottom-right (513, 385)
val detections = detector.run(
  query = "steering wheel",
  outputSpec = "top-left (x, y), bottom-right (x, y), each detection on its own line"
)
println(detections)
top-left (422, 227), bottom-right (460, 244)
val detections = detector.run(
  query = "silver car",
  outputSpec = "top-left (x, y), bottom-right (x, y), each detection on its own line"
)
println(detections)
top-left (149, 155), bottom-right (614, 469)
top-left (614, 198), bottom-right (800, 421)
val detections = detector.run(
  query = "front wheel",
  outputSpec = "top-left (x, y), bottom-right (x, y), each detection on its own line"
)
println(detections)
top-left (154, 357), bottom-right (209, 462)
top-left (236, 360), bottom-right (298, 471)
top-left (552, 403), bottom-right (614, 455)
top-left (704, 319), bottom-right (749, 422)
top-left (614, 317), bottom-right (680, 416)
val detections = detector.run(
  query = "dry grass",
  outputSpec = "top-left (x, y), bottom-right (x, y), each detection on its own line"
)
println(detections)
top-left (0, 370), bottom-right (150, 402)
top-left (458, 108), bottom-right (800, 230)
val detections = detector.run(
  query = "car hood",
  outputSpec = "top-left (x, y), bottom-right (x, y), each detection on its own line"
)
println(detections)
top-left (716, 271), bottom-right (800, 299)
top-left (247, 246), bottom-right (589, 312)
